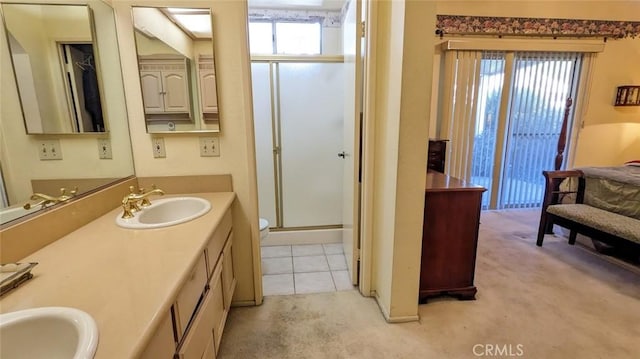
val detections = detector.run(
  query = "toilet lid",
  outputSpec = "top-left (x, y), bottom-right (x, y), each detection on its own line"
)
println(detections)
top-left (259, 218), bottom-right (269, 231)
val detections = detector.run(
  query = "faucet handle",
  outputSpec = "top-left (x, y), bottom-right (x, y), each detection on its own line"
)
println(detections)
top-left (59, 187), bottom-right (78, 197)
top-left (140, 188), bottom-right (152, 207)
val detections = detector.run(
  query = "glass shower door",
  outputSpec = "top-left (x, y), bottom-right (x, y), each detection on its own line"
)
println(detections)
top-left (278, 62), bottom-right (344, 227)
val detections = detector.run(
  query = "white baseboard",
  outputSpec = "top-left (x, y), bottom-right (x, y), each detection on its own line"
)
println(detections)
top-left (374, 292), bottom-right (420, 323)
top-left (261, 228), bottom-right (343, 246)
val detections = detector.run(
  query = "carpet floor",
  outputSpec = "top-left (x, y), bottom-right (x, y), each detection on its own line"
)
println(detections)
top-left (218, 209), bottom-right (640, 359)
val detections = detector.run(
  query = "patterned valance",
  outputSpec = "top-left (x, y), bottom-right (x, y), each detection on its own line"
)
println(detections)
top-left (249, 9), bottom-right (342, 27)
top-left (436, 15), bottom-right (640, 39)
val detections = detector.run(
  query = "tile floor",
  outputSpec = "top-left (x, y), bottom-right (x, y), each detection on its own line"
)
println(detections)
top-left (261, 243), bottom-right (354, 296)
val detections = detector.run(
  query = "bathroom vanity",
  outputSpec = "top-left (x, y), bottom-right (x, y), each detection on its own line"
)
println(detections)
top-left (0, 192), bottom-right (236, 359)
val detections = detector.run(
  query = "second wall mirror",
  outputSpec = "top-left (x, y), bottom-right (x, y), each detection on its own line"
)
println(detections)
top-left (2, 3), bottom-right (107, 134)
top-left (131, 7), bottom-right (220, 133)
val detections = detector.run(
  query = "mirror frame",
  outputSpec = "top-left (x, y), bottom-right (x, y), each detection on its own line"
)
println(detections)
top-left (130, 6), bottom-right (221, 134)
top-left (1, 2), bottom-right (111, 135)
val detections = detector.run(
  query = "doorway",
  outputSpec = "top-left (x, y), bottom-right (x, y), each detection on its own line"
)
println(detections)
top-left (249, 0), bottom-right (363, 297)
top-left (58, 43), bottom-right (104, 132)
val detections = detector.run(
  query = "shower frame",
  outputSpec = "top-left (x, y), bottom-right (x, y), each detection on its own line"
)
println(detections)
top-left (252, 55), bottom-right (344, 231)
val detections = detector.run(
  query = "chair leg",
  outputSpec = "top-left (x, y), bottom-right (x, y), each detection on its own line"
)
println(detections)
top-left (537, 213), bottom-right (548, 247)
top-left (545, 220), bottom-right (554, 234)
top-left (568, 230), bottom-right (577, 245)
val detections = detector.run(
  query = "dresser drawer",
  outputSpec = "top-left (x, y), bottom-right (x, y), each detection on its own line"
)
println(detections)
top-left (174, 253), bottom-right (207, 338)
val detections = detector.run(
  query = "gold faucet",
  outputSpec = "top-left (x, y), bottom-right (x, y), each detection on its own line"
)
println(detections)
top-left (121, 185), bottom-right (165, 219)
top-left (23, 187), bottom-right (77, 210)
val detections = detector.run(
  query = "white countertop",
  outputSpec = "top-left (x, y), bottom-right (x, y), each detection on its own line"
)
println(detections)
top-left (0, 192), bottom-right (235, 359)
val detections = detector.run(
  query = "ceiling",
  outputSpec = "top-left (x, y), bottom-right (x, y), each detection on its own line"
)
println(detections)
top-left (248, 0), bottom-right (346, 11)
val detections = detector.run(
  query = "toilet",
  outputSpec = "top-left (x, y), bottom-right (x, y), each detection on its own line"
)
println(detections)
top-left (259, 218), bottom-right (270, 240)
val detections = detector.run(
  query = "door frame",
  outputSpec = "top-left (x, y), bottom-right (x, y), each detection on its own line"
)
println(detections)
top-left (357, 0), bottom-right (377, 297)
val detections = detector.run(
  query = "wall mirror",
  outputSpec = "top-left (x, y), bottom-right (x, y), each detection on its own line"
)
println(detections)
top-left (131, 7), bottom-right (220, 133)
top-left (2, 3), bottom-right (108, 134)
top-left (0, 1), bottom-right (135, 225)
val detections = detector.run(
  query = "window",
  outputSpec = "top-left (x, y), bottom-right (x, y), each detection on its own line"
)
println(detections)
top-left (249, 21), bottom-right (321, 55)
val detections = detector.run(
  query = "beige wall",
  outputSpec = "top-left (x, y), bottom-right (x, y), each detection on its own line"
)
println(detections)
top-left (434, 0), bottom-right (640, 167)
top-left (370, 0), bottom-right (434, 321)
top-left (573, 37), bottom-right (640, 166)
top-left (0, 0), bottom-right (134, 208)
top-left (114, 0), bottom-right (261, 305)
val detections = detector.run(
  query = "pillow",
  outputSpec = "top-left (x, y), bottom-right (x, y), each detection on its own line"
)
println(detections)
top-left (624, 160), bottom-right (640, 167)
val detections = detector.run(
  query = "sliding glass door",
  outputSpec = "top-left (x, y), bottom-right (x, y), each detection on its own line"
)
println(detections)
top-left (443, 50), bottom-right (584, 209)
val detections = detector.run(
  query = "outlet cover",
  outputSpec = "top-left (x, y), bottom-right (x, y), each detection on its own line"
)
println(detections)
top-left (97, 138), bottom-right (112, 159)
top-left (152, 138), bottom-right (166, 158)
top-left (38, 140), bottom-right (62, 160)
top-left (199, 137), bottom-right (220, 157)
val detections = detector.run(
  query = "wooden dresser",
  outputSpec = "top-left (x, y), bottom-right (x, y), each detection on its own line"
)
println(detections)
top-left (427, 139), bottom-right (448, 173)
top-left (420, 171), bottom-right (485, 302)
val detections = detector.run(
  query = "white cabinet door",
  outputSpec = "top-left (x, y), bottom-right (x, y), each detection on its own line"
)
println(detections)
top-left (199, 70), bottom-right (218, 113)
top-left (140, 71), bottom-right (164, 113)
top-left (162, 70), bottom-right (190, 113)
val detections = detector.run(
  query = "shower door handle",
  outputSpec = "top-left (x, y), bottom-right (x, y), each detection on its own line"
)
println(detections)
top-left (337, 151), bottom-right (346, 159)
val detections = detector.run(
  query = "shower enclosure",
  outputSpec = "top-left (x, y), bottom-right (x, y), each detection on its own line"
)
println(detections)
top-left (252, 58), bottom-right (344, 231)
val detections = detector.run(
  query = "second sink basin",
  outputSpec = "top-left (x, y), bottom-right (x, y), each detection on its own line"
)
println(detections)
top-left (116, 197), bottom-right (211, 229)
top-left (0, 306), bottom-right (98, 359)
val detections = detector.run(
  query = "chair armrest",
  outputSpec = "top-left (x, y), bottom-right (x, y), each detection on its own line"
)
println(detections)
top-left (541, 170), bottom-right (585, 211)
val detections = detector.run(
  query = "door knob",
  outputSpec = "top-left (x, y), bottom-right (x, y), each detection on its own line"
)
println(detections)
top-left (338, 151), bottom-right (346, 158)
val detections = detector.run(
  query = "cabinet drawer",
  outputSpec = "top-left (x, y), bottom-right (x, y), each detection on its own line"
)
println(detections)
top-left (140, 312), bottom-right (175, 359)
top-left (177, 286), bottom-right (215, 359)
top-left (206, 210), bottom-right (232, 277)
top-left (175, 253), bottom-right (207, 338)
top-left (221, 234), bottom-right (236, 310)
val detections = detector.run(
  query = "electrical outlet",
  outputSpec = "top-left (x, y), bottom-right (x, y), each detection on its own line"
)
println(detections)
top-left (38, 140), bottom-right (62, 160)
top-left (97, 138), bottom-right (112, 159)
top-left (152, 137), bottom-right (166, 158)
top-left (199, 137), bottom-right (220, 157)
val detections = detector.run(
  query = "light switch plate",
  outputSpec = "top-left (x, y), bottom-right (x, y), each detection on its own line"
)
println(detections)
top-left (97, 138), bottom-right (112, 159)
top-left (152, 138), bottom-right (166, 158)
top-left (199, 137), bottom-right (220, 157)
top-left (38, 140), bottom-right (62, 160)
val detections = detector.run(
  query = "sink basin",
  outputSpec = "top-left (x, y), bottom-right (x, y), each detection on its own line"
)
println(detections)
top-left (116, 197), bottom-right (211, 229)
top-left (0, 307), bottom-right (99, 359)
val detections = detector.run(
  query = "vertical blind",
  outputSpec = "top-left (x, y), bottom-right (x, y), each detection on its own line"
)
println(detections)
top-left (439, 49), bottom-right (590, 209)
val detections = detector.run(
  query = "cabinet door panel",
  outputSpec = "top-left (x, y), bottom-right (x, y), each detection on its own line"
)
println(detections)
top-left (163, 71), bottom-right (190, 112)
top-left (175, 254), bottom-right (207, 338)
top-left (140, 312), bottom-right (175, 359)
top-left (140, 71), bottom-right (164, 113)
top-left (222, 235), bottom-right (236, 310)
top-left (200, 70), bottom-right (218, 113)
top-left (177, 288), bottom-right (214, 359)
top-left (209, 256), bottom-right (226, 354)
